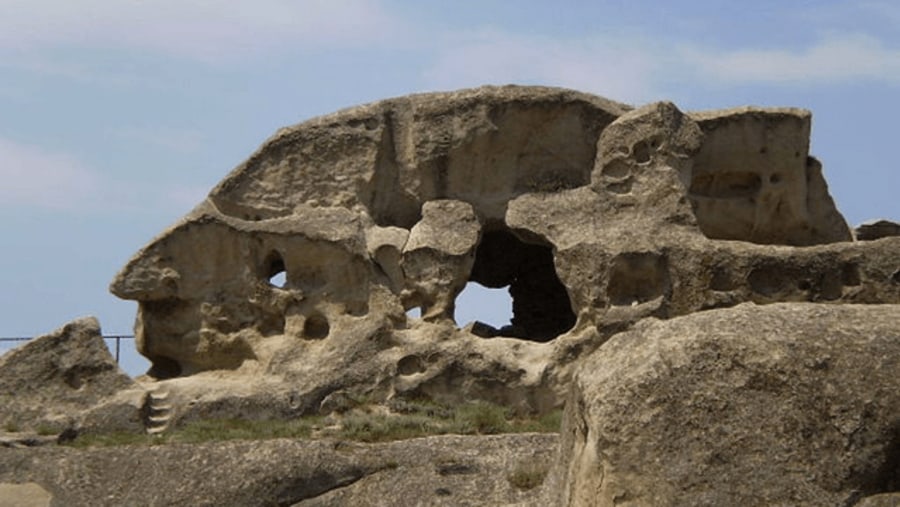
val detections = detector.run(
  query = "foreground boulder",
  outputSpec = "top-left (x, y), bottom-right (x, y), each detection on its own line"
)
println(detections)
top-left (0, 317), bottom-right (135, 432)
top-left (557, 303), bottom-right (900, 506)
top-left (0, 433), bottom-right (557, 506)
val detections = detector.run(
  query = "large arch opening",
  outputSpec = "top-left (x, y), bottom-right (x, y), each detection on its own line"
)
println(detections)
top-left (462, 229), bottom-right (575, 342)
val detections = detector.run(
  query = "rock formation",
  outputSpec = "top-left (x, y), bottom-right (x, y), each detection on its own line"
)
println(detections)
top-left (856, 219), bottom-right (900, 241)
top-left (2, 85), bottom-right (899, 506)
top-left (0, 317), bottom-right (136, 433)
top-left (554, 303), bottom-right (900, 506)
top-left (1, 433), bottom-right (557, 506)
top-left (108, 86), bottom-right (897, 420)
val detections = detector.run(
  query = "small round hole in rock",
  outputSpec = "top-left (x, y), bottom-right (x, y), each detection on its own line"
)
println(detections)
top-left (397, 355), bottom-right (426, 375)
top-left (632, 140), bottom-right (651, 164)
top-left (303, 312), bottom-right (330, 339)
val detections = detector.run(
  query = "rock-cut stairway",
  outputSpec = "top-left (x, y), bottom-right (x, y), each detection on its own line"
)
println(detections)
top-left (145, 387), bottom-right (173, 435)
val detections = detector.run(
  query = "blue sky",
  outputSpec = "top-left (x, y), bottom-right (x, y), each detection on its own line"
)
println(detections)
top-left (1, 1), bottom-right (898, 375)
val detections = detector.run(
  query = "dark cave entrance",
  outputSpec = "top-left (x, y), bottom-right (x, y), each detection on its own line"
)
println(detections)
top-left (464, 229), bottom-right (575, 342)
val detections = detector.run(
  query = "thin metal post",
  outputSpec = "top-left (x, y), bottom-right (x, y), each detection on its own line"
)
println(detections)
top-left (115, 337), bottom-right (121, 363)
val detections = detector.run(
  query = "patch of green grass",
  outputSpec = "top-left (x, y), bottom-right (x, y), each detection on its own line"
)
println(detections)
top-left (66, 432), bottom-right (157, 448)
top-left (508, 409), bottom-right (563, 433)
top-left (3, 421), bottom-right (19, 433)
top-left (169, 417), bottom-right (319, 444)
top-left (454, 401), bottom-right (511, 435)
top-left (338, 413), bottom-right (442, 442)
top-left (35, 425), bottom-right (59, 436)
top-left (64, 401), bottom-right (563, 447)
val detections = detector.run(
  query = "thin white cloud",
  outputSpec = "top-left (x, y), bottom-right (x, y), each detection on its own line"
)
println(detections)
top-left (682, 34), bottom-right (900, 84)
top-left (422, 30), bottom-right (665, 105)
top-left (0, 137), bottom-right (215, 214)
top-left (0, 138), bottom-right (100, 210)
top-left (422, 29), bottom-right (900, 103)
top-left (0, 0), bottom-right (400, 62)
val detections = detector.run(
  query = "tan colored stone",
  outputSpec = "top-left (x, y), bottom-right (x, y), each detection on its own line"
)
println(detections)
top-left (0, 483), bottom-right (52, 507)
top-left (689, 107), bottom-right (851, 245)
top-left (0, 434), bottom-right (557, 506)
top-left (556, 303), bottom-right (900, 507)
top-left (106, 85), bottom-right (898, 424)
top-left (0, 317), bottom-right (135, 433)
top-left (402, 199), bottom-right (480, 321)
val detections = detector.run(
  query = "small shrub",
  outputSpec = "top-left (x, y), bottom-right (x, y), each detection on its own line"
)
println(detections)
top-left (338, 413), bottom-right (440, 442)
top-left (455, 402), bottom-right (510, 435)
top-left (509, 409), bottom-right (563, 433)
top-left (171, 417), bottom-right (319, 443)
top-left (507, 461), bottom-right (549, 490)
top-left (3, 421), bottom-right (19, 433)
top-left (35, 425), bottom-right (58, 436)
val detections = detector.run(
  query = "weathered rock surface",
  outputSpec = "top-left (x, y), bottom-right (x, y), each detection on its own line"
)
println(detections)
top-left (0, 433), bottom-right (557, 507)
top-left (0, 482), bottom-right (52, 507)
top-left (689, 107), bottom-right (851, 245)
top-left (101, 85), bottom-right (900, 430)
top-left (556, 303), bottom-right (900, 507)
top-left (0, 318), bottom-right (136, 432)
top-left (856, 219), bottom-right (900, 241)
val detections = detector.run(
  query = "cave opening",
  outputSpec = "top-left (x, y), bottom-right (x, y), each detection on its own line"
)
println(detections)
top-left (463, 228), bottom-right (575, 342)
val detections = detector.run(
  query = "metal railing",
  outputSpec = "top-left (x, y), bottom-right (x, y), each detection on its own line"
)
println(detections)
top-left (0, 335), bottom-right (135, 363)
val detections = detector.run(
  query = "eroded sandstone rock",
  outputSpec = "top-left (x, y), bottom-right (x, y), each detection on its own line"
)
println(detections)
top-left (108, 85), bottom-right (899, 425)
top-left (0, 317), bottom-right (135, 432)
top-left (0, 434), bottom-right (558, 506)
top-left (689, 107), bottom-right (851, 245)
top-left (556, 303), bottom-right (900, 507)
top-left (856, 219), bottom-right (900, 241)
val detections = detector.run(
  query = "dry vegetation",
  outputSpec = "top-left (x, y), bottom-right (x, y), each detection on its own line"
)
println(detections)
top-left (66, 400), bottom-right (562, 448)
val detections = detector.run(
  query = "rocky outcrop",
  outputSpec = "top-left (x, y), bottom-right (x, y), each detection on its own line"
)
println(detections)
top-left (689, 107), bottom-right (851, 245)
top-left (0, 317), bottom-right (136, 432)
top-left (856, 219), bottom-right (900, 241)
top-left (103, 86), bottom-right (900, 427)
top-left (0, 433), bottom-right (557, 506)
top-left (0, 483), bottom-right (52, 507)
top-left (556, 303), bottom-right (900, 507)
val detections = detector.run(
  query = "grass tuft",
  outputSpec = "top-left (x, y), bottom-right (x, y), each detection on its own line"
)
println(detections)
top-left (507, 461), bottom-right (550, 490)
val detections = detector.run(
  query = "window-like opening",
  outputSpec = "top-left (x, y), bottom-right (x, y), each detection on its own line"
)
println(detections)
top-left (466, 229), bottom-right (575, 342)
top-left (455, 283), bottom-right (513, 336)
top-left (269, 271), bottom-right (286, 288)
top-left (406, 306), bottom-right (423, 319)
top-left (263, 251), bottom-right (287, 288)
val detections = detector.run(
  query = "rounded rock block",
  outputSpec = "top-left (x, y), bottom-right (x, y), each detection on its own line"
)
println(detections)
top-left (558, 303), bottom-right (900, 507)
top-left (401, 199), bottom-right (481, 321)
